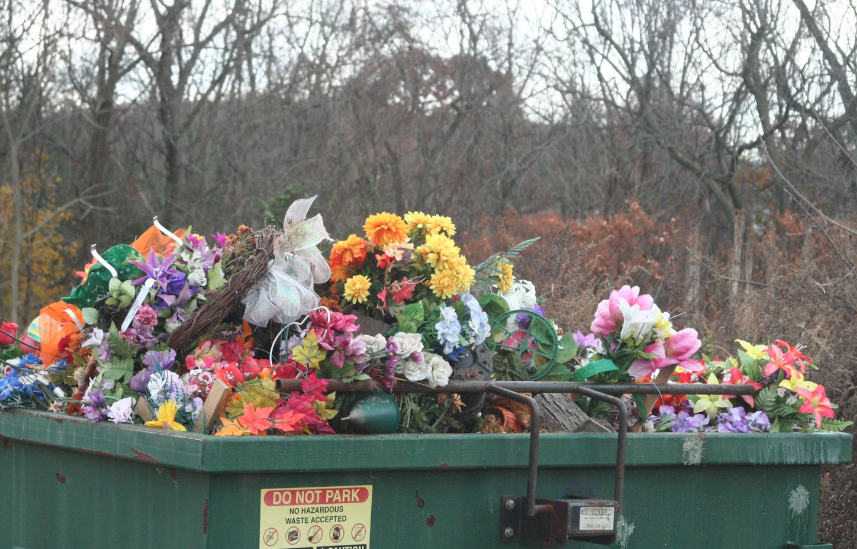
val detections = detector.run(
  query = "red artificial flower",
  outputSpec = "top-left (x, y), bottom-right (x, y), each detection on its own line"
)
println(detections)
top-left (391, 277), bottom-right (417, 304)
top-left (763, 344), bottom-right (798, 378)
top-left (0, 322), bottom-right (18, 346)
top-left (238, 403), bottom-right (274, 435)
top-left (215, 363), bottom-right (245, 387)
top-left (775, 340), bottom-right (811, 374)
top-left (722, 367), bottom-right (763, 407)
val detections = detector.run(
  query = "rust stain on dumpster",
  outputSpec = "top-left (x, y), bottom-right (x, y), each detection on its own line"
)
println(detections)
top-left (171, 468), bottom-right (178, 483)
top-left (426, 515), bottom-right (436, 527)
top-left (75, 447), bottom-right (115, 459)
top-left (415, 490), bottom-right (425, 508)
top-left (203, 499), bottom-right (210, 534)
top-left (56, 473), bottom-right (67, 485)
top-left (131, 448), bottom-right (159, 464)
top-left (2, 439), bottom-right (10, 450)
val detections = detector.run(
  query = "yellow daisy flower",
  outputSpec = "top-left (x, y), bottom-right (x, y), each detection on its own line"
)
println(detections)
top-left (344, 275), bottom-right (372, 304)
top-left (426, 215), bottom-right (456, 236)
top-left (404, 211), bottom-right (433, 235)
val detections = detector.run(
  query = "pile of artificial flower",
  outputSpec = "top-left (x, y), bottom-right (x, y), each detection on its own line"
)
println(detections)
top-left (0, 203), bottom-right (851, 436)
top-left (563, 284), bottom-right (852, 433)
top-left (0, 206), bottom-right (566, 436)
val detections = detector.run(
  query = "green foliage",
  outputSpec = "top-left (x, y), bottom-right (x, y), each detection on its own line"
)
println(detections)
top-left (396, 393), bottom-right (463, 434)
top-left (819, 418), bottom-right (854, 432)
top-left (395, 301), bottom-right (425, 334)
top-left (108, 322), bottom-right (137, 360)
top-left (81, 307), bottom-right (99, 325)
top-left (572, 358), bottom-right (618, 381)
top-left (754, 386), bottom-right (778, 412)
top-left (737, 350), bottom-right (761, 381)
top-left (471, 238), bottom-right (540, 294)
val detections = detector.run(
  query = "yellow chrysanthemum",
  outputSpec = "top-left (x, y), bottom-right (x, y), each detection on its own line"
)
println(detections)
top-left (426, 215), bottom-right (456, 236)
top-left (497, 262), bottom-right (514, 293)
top-left (417, 234), bottom-right (460, 270)
top-left (404, 211), bottom-right (433, 235)
top-left (344, 275), bottom-right (372, 304)
top-left (364, 212), bottom-right (408, 246)
top-left (430, 270), bottom-right (458, 299)
top-left (454, 263), bottom-right (475, 293)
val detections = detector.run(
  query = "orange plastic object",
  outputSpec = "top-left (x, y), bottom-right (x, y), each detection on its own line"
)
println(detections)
top-left (38, 302), bottom-right (83, 367)
top-left (130, 225), bottom-right (187, 256)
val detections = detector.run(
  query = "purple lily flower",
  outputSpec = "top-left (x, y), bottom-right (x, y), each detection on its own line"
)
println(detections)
top-left (129, 248), bottom-right (182, 288)
top-left (142, 349), bottom-right (176, 372)
top-left (165, 283), bottom-right (195, 325)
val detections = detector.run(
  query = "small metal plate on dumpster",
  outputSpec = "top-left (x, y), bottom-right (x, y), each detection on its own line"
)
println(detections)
top-left (579, 507), bottom-right (614, 531)
top-left (259, 485), bottom-right (372, 549)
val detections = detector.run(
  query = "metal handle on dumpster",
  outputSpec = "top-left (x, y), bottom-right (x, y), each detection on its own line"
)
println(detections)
top-left (495, 383), bottom-right (627, 547)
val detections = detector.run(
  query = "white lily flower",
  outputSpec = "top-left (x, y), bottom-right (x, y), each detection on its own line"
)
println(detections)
top-left (618, 298), bottom-right (659, 343)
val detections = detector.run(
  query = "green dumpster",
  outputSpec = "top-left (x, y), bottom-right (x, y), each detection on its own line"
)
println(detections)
top-left (0, 409), bottom-right (850, 549)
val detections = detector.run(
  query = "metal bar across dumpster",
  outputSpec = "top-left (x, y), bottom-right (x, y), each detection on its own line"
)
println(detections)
top-left (0, 409), bottom-right (850, 549)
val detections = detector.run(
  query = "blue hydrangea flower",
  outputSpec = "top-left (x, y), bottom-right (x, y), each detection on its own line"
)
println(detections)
top-left (461, 293), bottom-right (491, 345)
top-left (435, 306), bottom-right (462, 355)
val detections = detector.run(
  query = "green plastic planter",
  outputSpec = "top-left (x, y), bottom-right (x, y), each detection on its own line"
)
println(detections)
top-left (0, 409), bottom-right (850, 549)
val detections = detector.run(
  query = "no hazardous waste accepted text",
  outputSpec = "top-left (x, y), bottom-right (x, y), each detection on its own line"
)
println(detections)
top-left (260, 485), bottom-right (372, 549)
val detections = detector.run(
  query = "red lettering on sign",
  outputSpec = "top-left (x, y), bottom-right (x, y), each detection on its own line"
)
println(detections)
top-left (264, 487), bottom-right (370, 506)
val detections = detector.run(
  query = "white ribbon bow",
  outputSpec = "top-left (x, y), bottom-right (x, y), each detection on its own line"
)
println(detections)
top-left (242, 196), bottom-right (331, 326)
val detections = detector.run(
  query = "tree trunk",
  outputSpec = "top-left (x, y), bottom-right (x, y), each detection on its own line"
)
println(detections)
top-left (743, 225), bottom-right (755, 295)
top-left (8, 139), bottom-right (22, 327)
top-left (686, 224), bottom-right (701, 313)
top-left (536, 393), bottom-right (614, 433)
top-left (730, 210), bottom-right (746, 296)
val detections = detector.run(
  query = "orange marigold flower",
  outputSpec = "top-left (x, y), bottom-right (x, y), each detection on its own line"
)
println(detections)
top-left (237, 224), bottom-right (253, 236)
top-left (363, 212), bottom-right (408, 246)
top-left (329, 264), bottom-right (353, 283)
top-left (319, 297), bottom-right (341, 312)
top-left (330, 234), bottom-right (368, 268)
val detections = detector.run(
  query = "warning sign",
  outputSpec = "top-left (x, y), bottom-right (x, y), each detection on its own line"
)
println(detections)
top-left (260, 485), bottom-right (372, 549)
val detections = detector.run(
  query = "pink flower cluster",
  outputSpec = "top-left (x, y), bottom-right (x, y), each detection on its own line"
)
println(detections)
top-left (629, 329), bottom-right (703, 379)
top-left (591, 285), bottom-right (653, 335)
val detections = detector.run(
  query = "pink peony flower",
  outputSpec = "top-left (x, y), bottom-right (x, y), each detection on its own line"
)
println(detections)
top-left (590, 285), bottom-right (654, 336)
